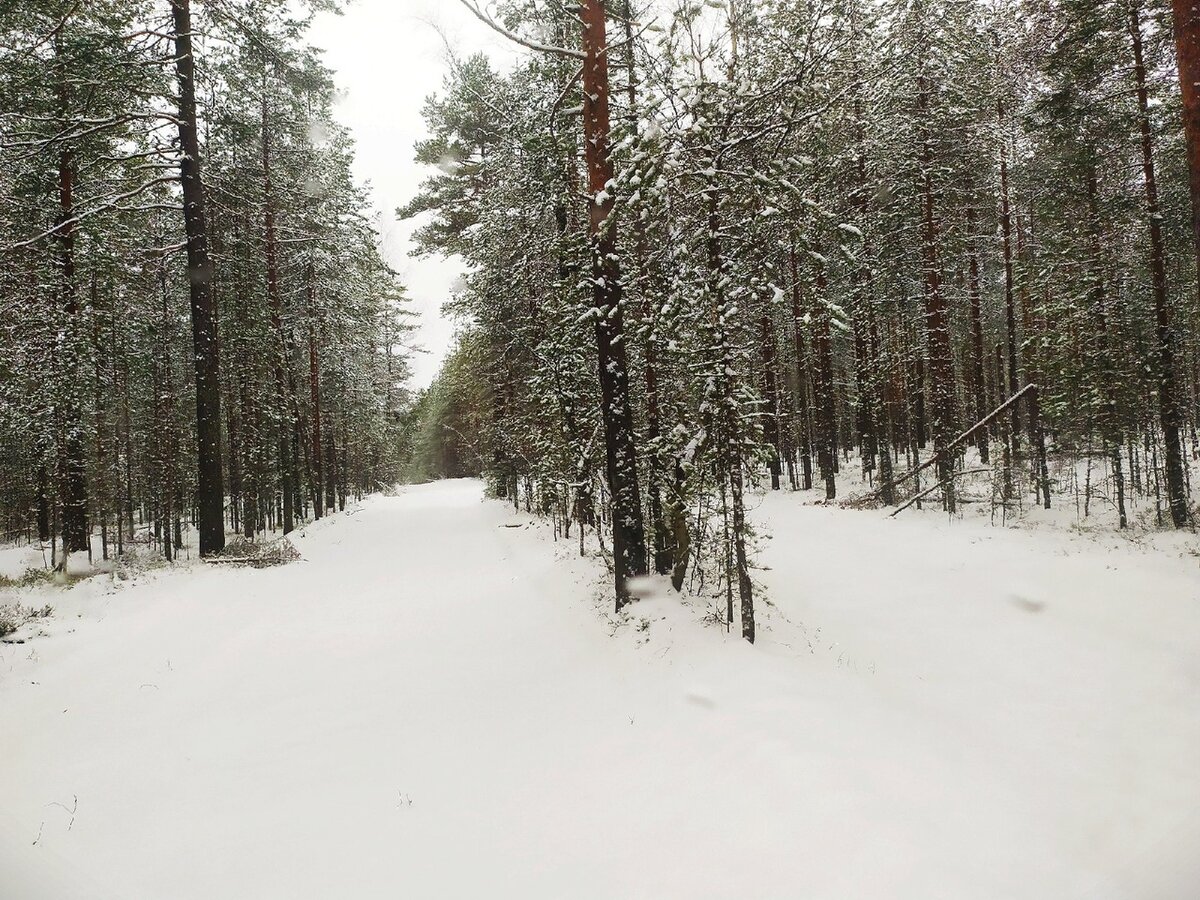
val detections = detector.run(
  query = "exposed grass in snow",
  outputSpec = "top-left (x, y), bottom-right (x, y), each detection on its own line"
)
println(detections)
top-left (0, 567), bottom-right (53, 592)
top-left (211, 536), bottom-right (304, 568)
top-left (0, 601), bottom-right (52, 640)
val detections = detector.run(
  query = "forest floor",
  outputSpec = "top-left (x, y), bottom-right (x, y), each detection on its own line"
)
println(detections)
top-left (1, 478), bottom-right (1198, 899)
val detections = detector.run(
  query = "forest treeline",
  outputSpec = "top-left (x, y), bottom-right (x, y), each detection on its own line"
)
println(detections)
top-left (0, 1), bottom-right (411, 564)
top-left (402, 0), bottom-right (1200, 641)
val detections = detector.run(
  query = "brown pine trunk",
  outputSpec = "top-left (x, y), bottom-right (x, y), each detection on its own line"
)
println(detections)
top-left (324, 406), bottom-right (338, 513)
top-left (813, 262), bottom-right (837, 500)
top-left (849, 41), bottom-right (881, 482)
top-left (995, 40), bottom-right (1022, 469)
top-left (171, 0), bottom-right (225, 555)
top-left (154, 257), bottom-right (173, 562)
top-left (308, 267), bottom-right (324, 520)
top-left (995, 342), bottom-right (1014, 499)
top-left (789, 243), bottom-right (815, 490)
top-left (238, 349), bottom-right (258, 538)
top-left (1173, 0), bottom-right (1200, 288)
top-left (337, 418), bottom-right (347, 510)
top-left (580, 0), bottom-right (647, 608)
top-left (966, 207), bottom-right (990, 464)
top-left (261, 92), bottom-right (294, 534)
top-left (1131, 1), bottom-right (1190, 527)
top-left (1016, 216), bottom-right (1051, 508)
top-left (1087, 167), bottom-right (1128, 528)
top-left (761, 315), bottom-right (783, 490)
top-left (917, 76), bottom-right (957, 514)
top-left (36, 461), bottom-right (50, 543)
top-left (870, 312), bottom-right (896, 504)
top-left (55, 34), bottom-right (89, 556)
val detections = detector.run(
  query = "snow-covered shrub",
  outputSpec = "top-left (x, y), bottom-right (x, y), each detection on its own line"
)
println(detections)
top-left (0, 602), bottom-right (52, 639)
top-left (212, 537), bottom-right (302, 569)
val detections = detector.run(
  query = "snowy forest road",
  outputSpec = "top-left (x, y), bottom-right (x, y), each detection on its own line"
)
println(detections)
top-left (2, 479), bottom-right (1199, 899)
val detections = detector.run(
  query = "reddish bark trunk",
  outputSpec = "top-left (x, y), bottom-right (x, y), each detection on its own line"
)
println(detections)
top-left (1173, 0), bottom-right (1200, 286)
top-left (580, 0), bottom-right (648, 607)
top-left (1131, 1), bottom-right (1190, 527)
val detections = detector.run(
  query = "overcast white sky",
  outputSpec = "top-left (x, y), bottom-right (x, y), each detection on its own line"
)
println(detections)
top-left (309, 1), bottom-right (518, 389)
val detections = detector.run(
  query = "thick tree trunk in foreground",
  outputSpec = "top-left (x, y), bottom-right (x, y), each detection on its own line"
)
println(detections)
top-left (171, 0), bottom-right (225, 555)
top-left (1131, 1), bottom-right (1190, 527)
top-left (580, 0), bottom-right (648, 608)
top-left (1173, 0), bottom-right (1200, 286)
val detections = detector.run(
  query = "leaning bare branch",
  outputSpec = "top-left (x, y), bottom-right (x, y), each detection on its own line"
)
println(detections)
top-left (454, 0), bottom-right (584, 60)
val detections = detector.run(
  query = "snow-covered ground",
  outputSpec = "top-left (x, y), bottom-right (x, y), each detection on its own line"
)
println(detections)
top-left (2, 479), bottom-right (1198, 899)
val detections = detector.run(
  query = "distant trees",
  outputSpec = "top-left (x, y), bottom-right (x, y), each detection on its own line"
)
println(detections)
top-left (0, 0), bottom-right (412, 564)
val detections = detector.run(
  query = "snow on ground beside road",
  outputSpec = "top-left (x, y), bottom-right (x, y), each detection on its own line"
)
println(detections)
top-left (2, 478), bottom-right (1198, 899)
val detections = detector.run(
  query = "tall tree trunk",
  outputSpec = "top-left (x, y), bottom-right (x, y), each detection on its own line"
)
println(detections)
top-left (996, 39), bottom-right (1022, 473)
top-left (1172, 0), bottom-right (1200, 290)
top-left (1088, 167), bottom-right (1129, 529)
top-left (55, 34), bottom-right (89, 557)
top-left (870, 310), bottom-right (896, 504)
top-left (36, 460), bottom-right (50, 544)
top-left (621, 2), bottom-right (670, 574)
top-left (966, 206), bottom-right (990, 465)
top-left (789, 243), bottom-right (815, 490)
top-left (308, 265), bottom-right (324, 520)
top-left (1131, 0), bottom-right (1191, 527)
top-left (158, 256), bottom-right (177, 561)
top-left (324, 404), bottom-right (337, 513)
top-left (761, 314), bottom-right (783, 490)
top-left (848, 14), bottom-right (881, 482)
top-left (813, 266), bottom-right (838, 501)
top-left (261, 90), bottom-right (294, 535)
top-left (580, 0), bottom-right (648, 608)
top-left (704, 175), bottom-right (754, 643)
top-left (918, 75), bottom-right (957, 514)
top-left (171, 0), bottom-right (225, 555)
top-left (1016, 216), bottom-right (1051, 509)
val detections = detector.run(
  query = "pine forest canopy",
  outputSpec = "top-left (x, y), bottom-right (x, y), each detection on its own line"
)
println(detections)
top-left (2, 0), bottom-right (1200, 647)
